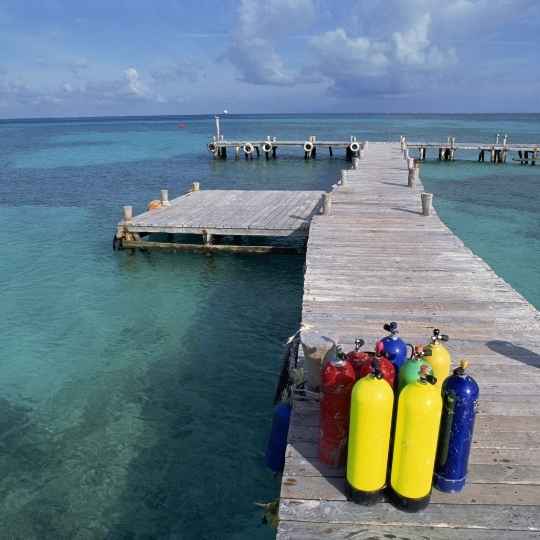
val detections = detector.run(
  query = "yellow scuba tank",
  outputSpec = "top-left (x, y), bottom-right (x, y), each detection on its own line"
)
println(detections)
top-left (346, 359), bottom-right (394, 504)
top-left (390, 365), bottom-right (442, 511)
top-left (424, 328), bottom-right (451, 388)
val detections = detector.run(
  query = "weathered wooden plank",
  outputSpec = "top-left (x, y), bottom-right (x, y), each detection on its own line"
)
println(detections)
top-left (277, 521), bottom-right (540, 540)
top-left (280, 476), bottom-right (540, 505)
top-left (278, 499), bottom-right (540, 530)
top-left (283, 456), bottom-right (540, 484)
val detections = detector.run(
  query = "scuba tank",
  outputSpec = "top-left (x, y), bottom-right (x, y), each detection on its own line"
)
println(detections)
top-left (346, 339), bottom-right (396, 388)
top-left (265, 402), bottom-right (292, 473)
top-left (380, 322), bottom-right (412, 371)
top-left (346, 359), bottom-right (394, 504)
top-left (435, 361), bottom-right (479, 492)
top-left (424, 328), bottom-right (451, 388)
top-left (357, 341), bottom-right (396, 388)
top-left (390, 365), bottom-right (442, 511)
top-left (397, 345), bottom-right (433, 394)
top-left (320, 346), bottom-right (356, 467)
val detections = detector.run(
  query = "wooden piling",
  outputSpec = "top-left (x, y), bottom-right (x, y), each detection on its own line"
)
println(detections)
top-left (160, 189), bottom-right (171, 207)
top-left (408, 162), bottom-right (419, 188)
top-left (352, 157), bottom-right (360, 170)
top-left (421, 192), bottom-right (433, 216)
top-left (202, 230), bottom-right (212, 245)
top-left (123, 206), bottom-right (133, 222)
top-left (322, 193), bottom-right (332, 215)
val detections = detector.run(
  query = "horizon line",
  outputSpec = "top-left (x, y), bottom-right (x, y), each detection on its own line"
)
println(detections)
top-left (2, 111), bottom-right (540, 122)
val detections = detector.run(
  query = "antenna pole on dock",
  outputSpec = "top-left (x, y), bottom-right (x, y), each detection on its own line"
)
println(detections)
top-left (215, 115), bottom-right (221, 141)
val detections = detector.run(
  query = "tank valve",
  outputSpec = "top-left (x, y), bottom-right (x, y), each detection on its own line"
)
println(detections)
top-left (432, 328), bottom-right (449, 342)
top-left (383, 322), bottom-right (399, 335)
top-left (354, 338), bottom-right (365, 351)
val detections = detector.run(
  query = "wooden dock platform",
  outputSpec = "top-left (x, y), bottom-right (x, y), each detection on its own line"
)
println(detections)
top-left (278, 142), bottom-right (540, 539)
top-left (404, 137), bottom-right (539, 164)
top-left (207, 118), bottom-right (364, 160)
top-left (115, 188), bottom-right (324, 253)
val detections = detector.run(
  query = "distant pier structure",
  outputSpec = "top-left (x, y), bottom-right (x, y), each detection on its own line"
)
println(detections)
top-left (207, 116), bottom-right (366, 161)
top-left (403, 134), bottom-right (539, 165)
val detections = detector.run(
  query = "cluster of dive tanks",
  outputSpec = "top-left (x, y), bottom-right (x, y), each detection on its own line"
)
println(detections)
top-left (266, 322), bottom-right (480, 512)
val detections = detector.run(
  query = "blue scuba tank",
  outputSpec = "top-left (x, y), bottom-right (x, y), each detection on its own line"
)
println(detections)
top-left (435, 361), bottom-right (479, 492)
top-left (380, 322), bottom-right (411, 372)
top-left (265, 402), bottom-right (292, 473)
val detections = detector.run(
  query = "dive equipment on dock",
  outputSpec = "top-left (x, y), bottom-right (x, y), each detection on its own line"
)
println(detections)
top-left (346, 359), bottom-right (394, 505)
top-left (435, 361), bottom-right (480, 493)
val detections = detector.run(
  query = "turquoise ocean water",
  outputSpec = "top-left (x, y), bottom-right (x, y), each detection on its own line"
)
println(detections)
top-left (0, 114), bottom-right (539, 539)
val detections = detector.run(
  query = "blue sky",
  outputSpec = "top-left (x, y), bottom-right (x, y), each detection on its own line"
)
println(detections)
top-left (0, 0), bottom-right (538, 117)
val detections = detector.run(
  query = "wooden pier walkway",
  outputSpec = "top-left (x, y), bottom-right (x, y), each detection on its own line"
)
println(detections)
top-left (405, 138), bottom-right (539, 164)
top-left (115, 189), bottom-right (324, 253)
top-left (278, 142), bottom-right (540, 539)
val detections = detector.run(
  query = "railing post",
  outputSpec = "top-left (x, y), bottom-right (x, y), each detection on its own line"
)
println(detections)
top-left (421, 192), bottom-right (433, 216)
top-left (160, 189), bottom-right (171, 207)
top-left (322, 193), bottom-right (332, 215)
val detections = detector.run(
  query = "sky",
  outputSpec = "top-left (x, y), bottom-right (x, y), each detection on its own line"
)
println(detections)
top-left (0, 0), bottom-right (538, 118)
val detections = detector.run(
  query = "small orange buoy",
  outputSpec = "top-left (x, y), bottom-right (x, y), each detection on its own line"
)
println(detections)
top-left (147, 200), bottom-right (162, 211)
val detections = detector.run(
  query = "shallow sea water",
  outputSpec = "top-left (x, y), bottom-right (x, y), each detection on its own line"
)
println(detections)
top-left (0, 114), bottom-right (539, 539)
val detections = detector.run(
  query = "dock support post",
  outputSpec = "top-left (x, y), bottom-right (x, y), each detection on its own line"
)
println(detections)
top-left (202, 230), bottom-right (213, 246)
top-left (272, 146), bottom-right (277, 159)
top-left (235, 146), bottom-right (240, 160)
top-left (191, 182), bottom-right (200, 192)
top-left (160, 189), bottom-right (171, 207)
top-left (408, 161), bottom-right (419, 188)
top-left (438, 148), bottom-right (443, 161)
top-left (329, 146), bottom-right (333, 157)
top-left (421, 192), bottom-right (433, 216)
top-left (352, 157), bottom-right (360, 169)
top-left (255, 145), bottom-right (260, 158)
top-left (478, 150), bottom-right (485, 162)
top-left (339, 170), bottom-right (347, 186)
top-left (123, 205), bottom-right (133, 222)
top-left (322, 193), bottom-right (332, 216)
top-left (491, 147), bottom-right (496, 163)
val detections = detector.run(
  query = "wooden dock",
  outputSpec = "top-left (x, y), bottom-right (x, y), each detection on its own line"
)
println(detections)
top-left (278, 142), bottom-right (540, 539)
top-left (404, 136), bottom-right (539, 164)
top-left (115, 188), bottom-right (325, 253)
top-left (208, 117), bottom-right (364, 160)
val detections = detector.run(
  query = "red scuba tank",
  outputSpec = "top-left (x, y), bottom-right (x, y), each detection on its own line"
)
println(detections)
top-left (347, 339), bottom-right (396, 388)
top-left (320, 346), bottom-right (356, 467)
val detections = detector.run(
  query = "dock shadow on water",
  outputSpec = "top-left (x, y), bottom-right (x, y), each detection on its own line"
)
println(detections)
top-left (101, 252), bottom-right (305, 539)
top-left (0, 243), bottom-right (304, 539)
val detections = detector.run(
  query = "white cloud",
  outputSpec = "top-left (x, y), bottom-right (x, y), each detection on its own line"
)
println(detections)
top-left (308, 10), bottom-right (457, 97)
top-left (227, 0), bottom-right (317, 86)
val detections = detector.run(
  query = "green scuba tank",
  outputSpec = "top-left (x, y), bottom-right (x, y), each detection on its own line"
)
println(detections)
top-left (397, 345), bottom-right (433, 394)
